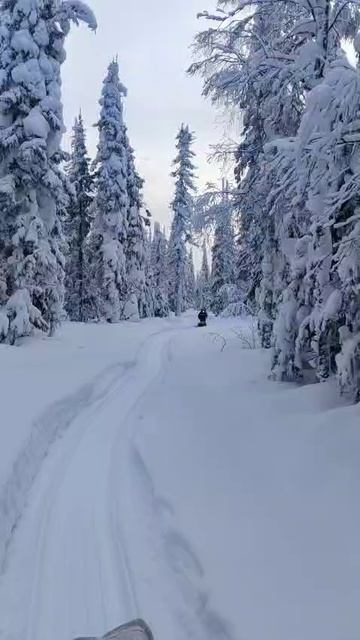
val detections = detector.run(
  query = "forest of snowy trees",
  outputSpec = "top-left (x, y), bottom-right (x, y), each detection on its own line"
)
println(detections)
top-left (0, 0), bottom-right (236, 340)
top-left (190, 0), bottom-right (360, 402)
top-left (1, 0), bottom-right (360, 402)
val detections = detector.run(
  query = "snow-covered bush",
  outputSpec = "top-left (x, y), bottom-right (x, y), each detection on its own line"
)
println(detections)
top-left (221, 300), bottom-right (251, 319)
top-left (233, 317), bottom-right (260, 349)
top-left (337, 331), bottom-right (360, 402)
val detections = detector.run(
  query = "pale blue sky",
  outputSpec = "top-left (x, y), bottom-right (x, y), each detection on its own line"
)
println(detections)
top-left (62, 0), bottom-right (229, 229)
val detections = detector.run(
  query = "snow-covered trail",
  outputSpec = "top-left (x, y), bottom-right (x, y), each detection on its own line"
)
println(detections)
top-left (0, 326), bottom-right (180, 640)
top-left (1, 317), bottom-right (360, 640)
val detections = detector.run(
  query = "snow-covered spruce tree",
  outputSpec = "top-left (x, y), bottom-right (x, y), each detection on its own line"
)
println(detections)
top-left (240, 8), bottom-right (301, 347)
top-left (168, 124), bottom-right (196, 316)
top-left (185, 247), bottom-right (196, 309)
top-left (190, 2), bottom-right (302, 344)
top-left (123, 141), bottom-right (146, 320)
top-left (261, 46), bottom-right (360, 386)
top-left (196, 240), bottom-right (211, 309)
top-left (290, 58), bottom-right (360, 393)
top-left (189, 3), bottom-right (301, 319)
top-left (65, 112), bottom-right (94, 322)
top-left (210, 182), bottom-right (236, 315)
top-left (0, 0), bottom-right (96, 342)
top-left (336, 215), bottom-right (360, 401)
top-left (233, 7), bottom-right (286, 311)
top-left (193, 180), bottom-right (237, 313)
top-left (142, 225), bottom-right (155, 318)
top-left (264, 1), bottom-right (360, 379)
top-left (89, 60), bottom-right (128, 323)
top-left (151, 221), bottom-right (169, 317)
top-left (270, 227), bottom-right (311, 381)
top-left (263, 27), bottom-right (360, 385)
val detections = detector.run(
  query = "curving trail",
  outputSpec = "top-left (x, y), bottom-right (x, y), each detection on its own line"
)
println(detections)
top-left (0, 328), bottom-right (177, 640)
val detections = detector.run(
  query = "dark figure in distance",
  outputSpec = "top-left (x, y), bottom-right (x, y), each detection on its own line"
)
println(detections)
top-left (198, 309), bottom-right (208, 327)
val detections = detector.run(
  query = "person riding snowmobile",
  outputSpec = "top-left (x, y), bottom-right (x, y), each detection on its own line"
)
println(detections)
top-left (198, 309), bottom-right (208, 327)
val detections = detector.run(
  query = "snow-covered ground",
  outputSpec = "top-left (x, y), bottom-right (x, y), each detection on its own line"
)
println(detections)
top-left (0, 315), bottom-right (359, 640)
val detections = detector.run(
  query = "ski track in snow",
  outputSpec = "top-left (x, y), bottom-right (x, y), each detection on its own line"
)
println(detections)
top-left (0, 327), bottom-right (182, 640)
top-left (119, 443), bottom-right (235, 640)
top-left (0, 321), bottom-right (236, 640)
top-left (0, 358), bottom-right (135, 572)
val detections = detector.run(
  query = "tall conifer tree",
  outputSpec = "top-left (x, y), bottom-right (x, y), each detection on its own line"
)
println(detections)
top-left (65, 112), bottom-right (94, 322)
top-left (90, 60), bottom-right (128, 323)
top-left (168, 125), bottom-right (196, 316)
top-left (0, 0), bottom-right (96, 342)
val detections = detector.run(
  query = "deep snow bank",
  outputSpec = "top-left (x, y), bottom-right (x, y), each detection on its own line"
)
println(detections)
top-left (126, 318), bottom-right (360, 640)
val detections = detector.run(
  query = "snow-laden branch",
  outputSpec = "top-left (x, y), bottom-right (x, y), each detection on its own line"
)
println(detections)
top-left (57, 1), bottom-right (97, 33)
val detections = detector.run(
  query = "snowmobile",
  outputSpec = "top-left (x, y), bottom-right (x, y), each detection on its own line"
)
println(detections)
top-left (197, 309), bottom-right (208, 328)
top-left (74, 618), bottom-right (154, 640)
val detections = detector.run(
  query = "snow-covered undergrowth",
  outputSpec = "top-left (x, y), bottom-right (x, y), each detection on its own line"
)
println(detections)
top-left (0, 318), bottom-right (172, 569)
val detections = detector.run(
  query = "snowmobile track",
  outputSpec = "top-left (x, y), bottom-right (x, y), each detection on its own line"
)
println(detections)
top-left (0, 327), bottom-right (176, 640)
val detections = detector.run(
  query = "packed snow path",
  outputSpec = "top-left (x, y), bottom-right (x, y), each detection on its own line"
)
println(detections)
top-left (0, 316), bottom-right (359, 640)
top-left (0, 326), bottom-right (178, 640)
